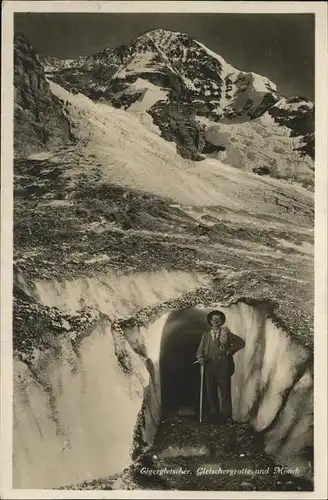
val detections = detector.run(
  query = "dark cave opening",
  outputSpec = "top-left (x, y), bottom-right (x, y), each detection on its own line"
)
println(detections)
top-left (160, 307), bottom-right (211, 417)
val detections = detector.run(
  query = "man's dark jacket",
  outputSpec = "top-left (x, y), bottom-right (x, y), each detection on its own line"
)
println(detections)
top-left (196, 327), bottom-right (245, 376)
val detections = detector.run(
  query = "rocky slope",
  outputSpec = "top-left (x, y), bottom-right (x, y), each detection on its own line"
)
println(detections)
top-left (14, 33), bottom-right (74, 157)
top-left (41, 29), bottom-right (314, 184)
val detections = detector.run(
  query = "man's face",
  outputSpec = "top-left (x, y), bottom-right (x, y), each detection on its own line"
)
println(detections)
top-left (211, 314), bottom-right (225, 328)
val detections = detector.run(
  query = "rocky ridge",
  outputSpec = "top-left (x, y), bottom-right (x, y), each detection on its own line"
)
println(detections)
top-left (14, 33), bottom-right (74, 157)
top-left (39, 29), bottom-right (314, 183)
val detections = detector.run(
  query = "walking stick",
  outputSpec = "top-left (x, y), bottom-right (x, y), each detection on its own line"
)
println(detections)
top-left (193, 360), bottom-right (204, 424)
top-left (199, 363), bottom-right (204, 424)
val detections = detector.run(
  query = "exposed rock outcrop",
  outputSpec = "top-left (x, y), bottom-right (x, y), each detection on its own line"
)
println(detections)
top-left (14, 33), bottom-right (73, 157)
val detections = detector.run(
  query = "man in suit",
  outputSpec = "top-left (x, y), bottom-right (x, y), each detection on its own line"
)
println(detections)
top-left (196, 310), bottom-right (245, 424)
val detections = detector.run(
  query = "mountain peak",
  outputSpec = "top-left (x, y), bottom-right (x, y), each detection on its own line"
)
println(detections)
top-left (132, 28), bottom-right (193, 55)
top-left (138, 28), bottom-right (190, 42)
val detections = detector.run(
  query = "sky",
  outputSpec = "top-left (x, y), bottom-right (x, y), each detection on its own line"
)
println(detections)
top-left (14, 13), bottom-right (314, 100)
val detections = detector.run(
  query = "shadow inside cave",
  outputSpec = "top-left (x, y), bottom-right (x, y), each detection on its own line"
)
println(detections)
top-left (160, 307), bottom-right (212, 418)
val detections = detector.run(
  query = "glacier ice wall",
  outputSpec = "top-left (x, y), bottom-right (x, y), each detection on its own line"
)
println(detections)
top-left (14, 320), bottom-right (148, 488)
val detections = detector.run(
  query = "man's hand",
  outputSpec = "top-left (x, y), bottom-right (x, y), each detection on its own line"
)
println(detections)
top-left (198, 357), bottom-right (206, 365)
top-left (228, 336), bottom-right (245, 355)
top-left (219, 331), bottom-right (228, 344)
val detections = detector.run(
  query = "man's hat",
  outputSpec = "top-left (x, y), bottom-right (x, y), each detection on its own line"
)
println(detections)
top-left (207, 310), bottom-right (226, 325)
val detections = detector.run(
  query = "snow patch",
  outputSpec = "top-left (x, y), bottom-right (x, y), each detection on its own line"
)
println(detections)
top-left (84, 254), bottom-right (111, 264)
top-left (27, 151), bottom-right (54, 161)
top-left (127, 78), bottom-right (168, 112)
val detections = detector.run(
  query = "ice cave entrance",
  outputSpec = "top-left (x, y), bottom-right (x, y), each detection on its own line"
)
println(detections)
top-left (160, 307), bottom-right (209, 416)
top-left (153, 303), bottom-right (313, 474)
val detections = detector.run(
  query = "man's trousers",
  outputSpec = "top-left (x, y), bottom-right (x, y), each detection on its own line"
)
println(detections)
top-left (204, 361), bottom-right (232, 418)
